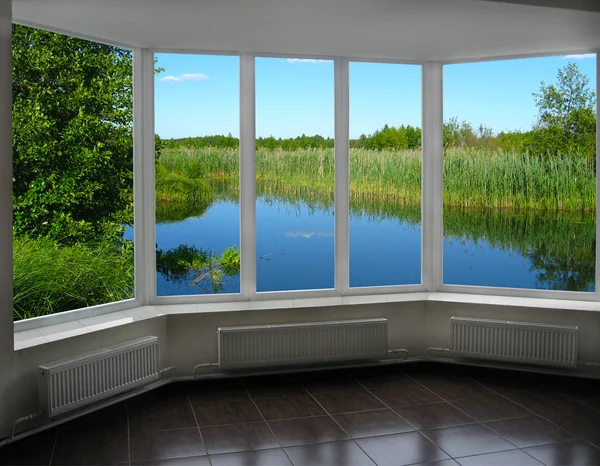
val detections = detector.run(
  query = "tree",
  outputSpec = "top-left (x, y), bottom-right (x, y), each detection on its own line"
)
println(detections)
top-left (528, 62), bottom-right (596, 159)
top-left (12, 25), bottom-right (135, 243)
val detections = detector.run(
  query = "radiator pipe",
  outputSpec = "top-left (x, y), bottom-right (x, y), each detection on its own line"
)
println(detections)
top-left (388, 349), bottom-right (409, 360)
top-left (160, 366), bottom-right (177, 378)
top-left (193, 363), bottom-right (219, 378)
top-left (11, 412), bottom-right (43, 440)
top-left (424, 347), bottom-right (450, 359)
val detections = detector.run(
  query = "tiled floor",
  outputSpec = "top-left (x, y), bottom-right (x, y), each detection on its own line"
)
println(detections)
top-left (2, 362), bottom-right (600, 465)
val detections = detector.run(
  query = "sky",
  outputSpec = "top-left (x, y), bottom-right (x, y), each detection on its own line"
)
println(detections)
top-left (154, 53), bottom-right (597, 140)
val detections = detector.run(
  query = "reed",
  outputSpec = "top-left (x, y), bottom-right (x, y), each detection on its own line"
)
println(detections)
top-left (160, 146), bottom-right (595, 211)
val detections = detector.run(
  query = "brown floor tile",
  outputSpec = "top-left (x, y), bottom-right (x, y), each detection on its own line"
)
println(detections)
top-left (451, 395), bottom-right (530, 422)
top-left (0, 429), bottom-right (56, 466)
top-left (303, 379), bottom-right (363, 394)
top-left (410, 374), bottom-right (493, 401)
top-left (245, 383), bottom-right (307, 400)
top-left (423, 424), bottom-right (515, 458)
top-left (484, 415), bottom-right (576, 448)
top-left (189, 386), bottom-right (250, 403)
top-left (192, 400), bottom-right (262, 426)
top-left (505, 390), bottom-right (600, 437)
top-left (128, 394), bottom-right (197, 432)
top-left (333, 409), bottom-right (415, 438)
top-left (132, 456), bottom-right (211, 466)
top-left (201, 422), bottom-right (279, 455)
top-left (210, 448), bottom-right (293, 466)
top-left (313, 390), bottom-right (385, 414)
top-left (51, 431), bottom-right (129, 465)
top-left (473, 372), bottom-right (555, 395)
top-left (523, 439), bottom-right (600, 466)
top-left (412, 461), bottom-right (460, 466)
top-left (356, 431), bottom-right (450, 466)
top-left (394, 402), bottom-right (476, 430)
top-left (355, 373), bottom-right (417, 390)
top-left (130, 428), bottom-right (206, 463)
top-left (268, 416), bottom-right (348, 446)
top-left (284, 440), bottom-right (376, 466)
top-left (59, 403), bottom-right (128, 436)
top-left (455, 449), bottom-right (543, 466)
top-left (254, 395), bottom-right (325, 420)
top-left (370, 384), bottom-right (443, 407)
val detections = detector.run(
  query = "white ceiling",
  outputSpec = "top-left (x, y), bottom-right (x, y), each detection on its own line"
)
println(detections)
top-left (12, 0), bottom-right (600, 62)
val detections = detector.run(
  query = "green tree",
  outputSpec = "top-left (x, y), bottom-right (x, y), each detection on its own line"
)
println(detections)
top-left (12, 25), bottom-right (134, 243)
top-left (527, 62), bottom-right (596, 159)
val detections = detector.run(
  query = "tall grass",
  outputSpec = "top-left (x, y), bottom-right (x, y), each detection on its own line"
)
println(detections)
top-left (13, 237), bottom-right (134, 320)
top-left (159, 146), bottom-right (595, 211)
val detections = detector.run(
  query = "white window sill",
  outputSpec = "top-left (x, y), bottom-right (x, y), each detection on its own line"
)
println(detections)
top-left (13, 292), bottom-right (600, 350)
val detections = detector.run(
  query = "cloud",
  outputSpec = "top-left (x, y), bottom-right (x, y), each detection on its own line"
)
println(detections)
top-left (285, 231), bottom-right (334, 239)
top-left (160, 73), bottom-right (209, 83)
top-left (285, 58), bottom-right (329, 64)
top-left (563, 54), bottom-right (595, 60)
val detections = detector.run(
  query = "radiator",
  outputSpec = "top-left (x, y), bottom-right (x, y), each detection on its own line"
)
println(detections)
top-left (39, 336), bottom-right (160, 417)
top-left (218, 319), bottom-right (388, 370)
top-left (450, 317), bottom-right (578, 368)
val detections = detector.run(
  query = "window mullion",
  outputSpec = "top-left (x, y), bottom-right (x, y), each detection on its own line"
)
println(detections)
top-left (422, 62), bottom-right (444, 292)
top-left (240, 53), bottom-right (257, 298)
top-left (133, 48), bottom-right (156, 305)
top-left (596, 51), bottom-right (600, 301)
top-left (335, 58), bottom-right (350, 294)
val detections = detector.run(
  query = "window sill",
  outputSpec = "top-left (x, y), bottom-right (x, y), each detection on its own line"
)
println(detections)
top-left (13, 291), bottom-right (600, 351)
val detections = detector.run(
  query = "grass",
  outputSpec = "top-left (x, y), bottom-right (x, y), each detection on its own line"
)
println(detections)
top-left (159, 146), bottom-right (596, 211)
top-left (13, 236), bottom-right (134, 320)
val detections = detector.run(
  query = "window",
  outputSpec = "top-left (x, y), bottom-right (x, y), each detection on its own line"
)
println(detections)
top-left (349, 62), bottom-right (422, 288)
top-left (443, 55), bottom-right (597, 292)
top-left (12, 25), bottom-right (134, 320)
top-left (154, 54), bottom-right (241, 296)
top-left (255, 57), bottom-right (335, 292)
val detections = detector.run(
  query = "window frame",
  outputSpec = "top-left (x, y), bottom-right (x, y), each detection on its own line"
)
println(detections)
top-left (150, 51), bottom-right (429, 306)
top-left (437, 51), bottom-right (600, 302)
top-left (10, 24), bottom-right (600, 332)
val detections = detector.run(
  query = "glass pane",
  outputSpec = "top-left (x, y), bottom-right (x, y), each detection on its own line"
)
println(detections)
top-left (349, 62), bottom-right (422, 287)
top-left (155, 54), bottom-right (240, 296)
top-left (255, 57), bottom-right (335, 292)
top-left (12, 25), bottom-right (134, 320)
top-left (443, 55), bottom-right (596, 291)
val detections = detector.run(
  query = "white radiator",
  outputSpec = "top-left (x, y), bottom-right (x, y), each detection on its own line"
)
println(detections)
top-left (218, 319), bottom-right (388, 370)
top-left (39, 336), bottom-right (160, 417)
top-left (450, 317), bottom-right (578, 368)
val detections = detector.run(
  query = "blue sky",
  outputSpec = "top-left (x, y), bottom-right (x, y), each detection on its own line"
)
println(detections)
top-left (154, 54), bottom-right (597, 140)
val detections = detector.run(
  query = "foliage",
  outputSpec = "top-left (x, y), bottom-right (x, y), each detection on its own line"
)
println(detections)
top-left (12, 25), bottom-right (134, 244)
top-left (526, 62), bottom-right (596, 160)
top-left (13, 236), bottom-right (134, 320)
top-left (156, 245), bottom-right (240, 293)
top-left (160, 146), bottom-right (595, 212)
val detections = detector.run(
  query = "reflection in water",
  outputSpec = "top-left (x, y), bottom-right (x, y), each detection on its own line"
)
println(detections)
top-left (286, 232), bottom-right (335, 239)
top-left (156, 180), bottom-right (595, 293)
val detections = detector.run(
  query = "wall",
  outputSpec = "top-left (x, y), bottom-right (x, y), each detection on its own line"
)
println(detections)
top-left (0, 0), bottom-right (17, 445)
top-left (2, 300), bottom-right (600, 440)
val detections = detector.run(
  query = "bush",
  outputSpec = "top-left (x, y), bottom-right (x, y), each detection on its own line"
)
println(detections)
top-left (13, 236), bottom-right (134, 320)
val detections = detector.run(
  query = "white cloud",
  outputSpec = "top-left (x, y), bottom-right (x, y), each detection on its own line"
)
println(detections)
top-left (160, 73), bottom-right (209, 83)
top-left (285, 231), bottom-right (334, 239)
top-left (563, 54), bottom-right (595, 60)
top-left (285, 58), bottom-right (329, 64)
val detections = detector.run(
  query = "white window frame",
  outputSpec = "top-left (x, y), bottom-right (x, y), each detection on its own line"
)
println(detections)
top-left (437, 51), bottom-right (600, 302)
top-left (150, 52), bottom-right (428, 305)
top-left (9, 23), bottom-right (600, 331)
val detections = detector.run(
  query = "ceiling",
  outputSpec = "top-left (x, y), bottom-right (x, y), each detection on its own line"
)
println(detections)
top-left (12, 0), bottom-right (600, 62)
top-left (478, 0), bottom-right (600, 12)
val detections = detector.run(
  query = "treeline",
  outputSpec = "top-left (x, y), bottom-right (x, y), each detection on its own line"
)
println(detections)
top-left (158, 114), bottom-right (596, 160)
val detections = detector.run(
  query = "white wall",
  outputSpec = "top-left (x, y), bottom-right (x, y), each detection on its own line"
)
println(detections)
top-left (3, 301), bottom-right (600, 440)
top-left (0, 0), bottom-right (17, 444)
